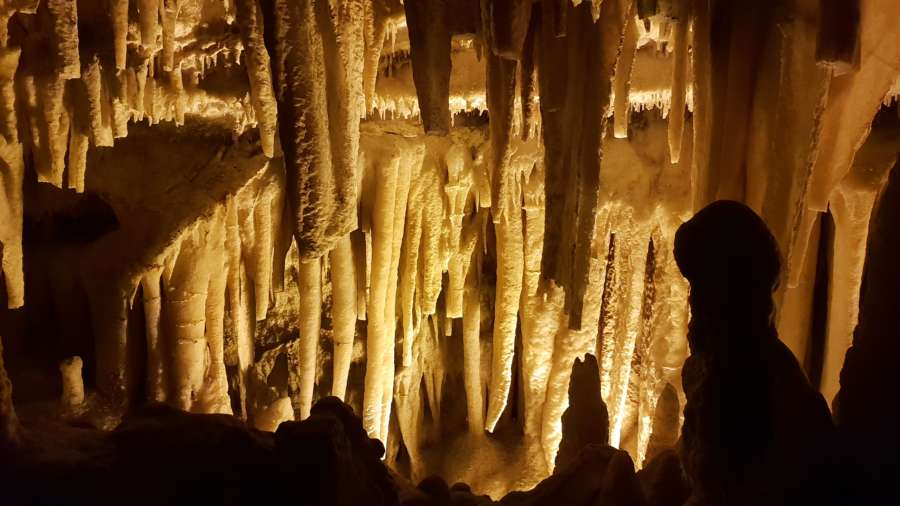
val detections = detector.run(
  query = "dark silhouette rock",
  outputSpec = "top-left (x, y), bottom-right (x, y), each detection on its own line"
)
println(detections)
top-left (674, 200), bottom-right (837, 505)
top-left (834, 159), bottom-right (900, 504)
top-left (502, 444), bottom-right (647, 506)
top-left (1, 397), bottom-right (400, 506)
top-left (637, 449), bottom-right (690, 506)
top-left (275, 396), bottom-right (399, 506)
top-left (555, 353), bottom-right (609, 471)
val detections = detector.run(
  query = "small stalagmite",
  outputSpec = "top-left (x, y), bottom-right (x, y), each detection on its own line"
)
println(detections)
top-left (59, 356), bottom-right (85, 409)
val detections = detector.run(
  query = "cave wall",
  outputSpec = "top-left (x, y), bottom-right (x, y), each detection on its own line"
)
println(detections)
top-left (0, 0), bottom-right (898, 499)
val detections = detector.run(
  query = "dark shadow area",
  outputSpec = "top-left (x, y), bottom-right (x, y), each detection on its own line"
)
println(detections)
top-left (674, 200), bottom-right (841, 506)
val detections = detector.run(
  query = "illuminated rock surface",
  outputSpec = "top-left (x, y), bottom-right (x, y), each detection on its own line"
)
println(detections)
top-left (0, 0), bottom-right (898, 503)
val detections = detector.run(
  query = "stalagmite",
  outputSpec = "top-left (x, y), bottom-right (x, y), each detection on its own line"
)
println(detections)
top-left (111, 0), bottom-right (129, 70)
top-left (403, 0), bottom-right (451, 134)
top-left (666, 0), bottom-right (690, 163)
top-left (0, 139), bottom-right (24, 309)
top-left (297, 258), bottom-right (321, 420)
top-left (613, 12), bottom-right (639, 139)
top-left (46, 0), bottom-right (80, 78)
top-left (235, 0), bottom-right (278, 157)
top-left (329, 235), bottom-right (357, 400)
top-left (59, 356), bottom-right (85, 409)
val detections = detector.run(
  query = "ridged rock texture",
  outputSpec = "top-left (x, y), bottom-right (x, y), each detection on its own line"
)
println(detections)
top-left (1, 0), bottom-right (899, 502)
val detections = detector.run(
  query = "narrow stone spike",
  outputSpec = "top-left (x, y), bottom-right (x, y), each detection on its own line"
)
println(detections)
top-left (329, 234), bottom-right (357, 400)
top-left (235, 0), bottom-right (278, 157)
top-left (667, 0), bottom-right (691, 162)
top-left (111, 0), bottom-right (129, 70)
top-left (297, 258), bottom-right (321, 420)
top-left (403, 0), bottom-right (451, 134)
top-left (613, 12), bottom-right (639, 139)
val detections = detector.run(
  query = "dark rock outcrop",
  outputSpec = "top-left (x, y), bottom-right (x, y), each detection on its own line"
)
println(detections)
top-left (503, 444), bottom-right (647, 506)
top-left (555, 353), bottom-right (609, 471)
top-left (1, 397), bottom-right (398, 506)
top-left (674, 200), bottom-right (838, 505)
top-left (834, 159), bottom-right (900, 504)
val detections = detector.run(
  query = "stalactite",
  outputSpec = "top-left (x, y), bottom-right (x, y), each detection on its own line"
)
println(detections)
top-left (66, 80), bottom-right (89, 193)
top-left (819, 131), bottom-right (897, 404)
top-left (378, 143), bottom-right (418, 442)
top-left (322, 0), bottom-right (366, 240)
top-left (203, 214), bottom-right (231, 414)
top-left (297, 258), bottom-right (321, 420)
top-left (35, 74), bottom-right (68, 187)
top-left (260, 0), bottom-right (339, 259)
top-left (400, 164), bottom-right (424, 365)
top-left (815, 0), bottom-right (860, 74)
top-left (83, 57), bottom-right (114, 147)
top-left (613, 12), bottom-right (638, 139)
top-left (403, 0), bottom-right (451, 134)
top-left (541, 215), bottom-right (609, 469)
top-left (250, 193), bottom-right (274, 321)
top-left (484, 172), bottom-right (523, 432)
top-left (235, 0), bottom-right (278, 157)
top-left (138, 0), bottom-right (161, 48)
top-left (445, 144), bottom-right (473, 318)
top-left (666, 0), bottom-right (690, 163)
top-left (487, 0), bottom-right (532, 60)
top-left (111, 0), bottom-right (129, 70)
top-left (0, 138), bottom-right (24, 309)
top-left (607, 228), bottom-right (651, 448)
top-left (418, 145), bottom-right (447, 316)
top-left (141, 268), bottom-right (166, 402)
top-left (161, 0), bottom-right (180, 71)
top-left (0, 47), bottom-right (20, 144)
top-left (165, 229), bottom-right (213, 411)
top-left (539, 0), bottom-right (629, 328)
top-left (46, 0), bottom-right (80, 78)
top-left (363, 149), bottom-right (401, 438)
top-left (462, 223), bottom-right (484, 434)
top-left (329, 234), bottom-right (356, 400)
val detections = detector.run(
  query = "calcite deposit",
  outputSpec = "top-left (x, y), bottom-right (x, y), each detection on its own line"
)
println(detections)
top-left (0, 0), bottom-right (898, 503)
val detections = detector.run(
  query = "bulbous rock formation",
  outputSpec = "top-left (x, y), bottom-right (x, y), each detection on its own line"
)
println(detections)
top-left (674, 201), bottom-right (838, 506)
